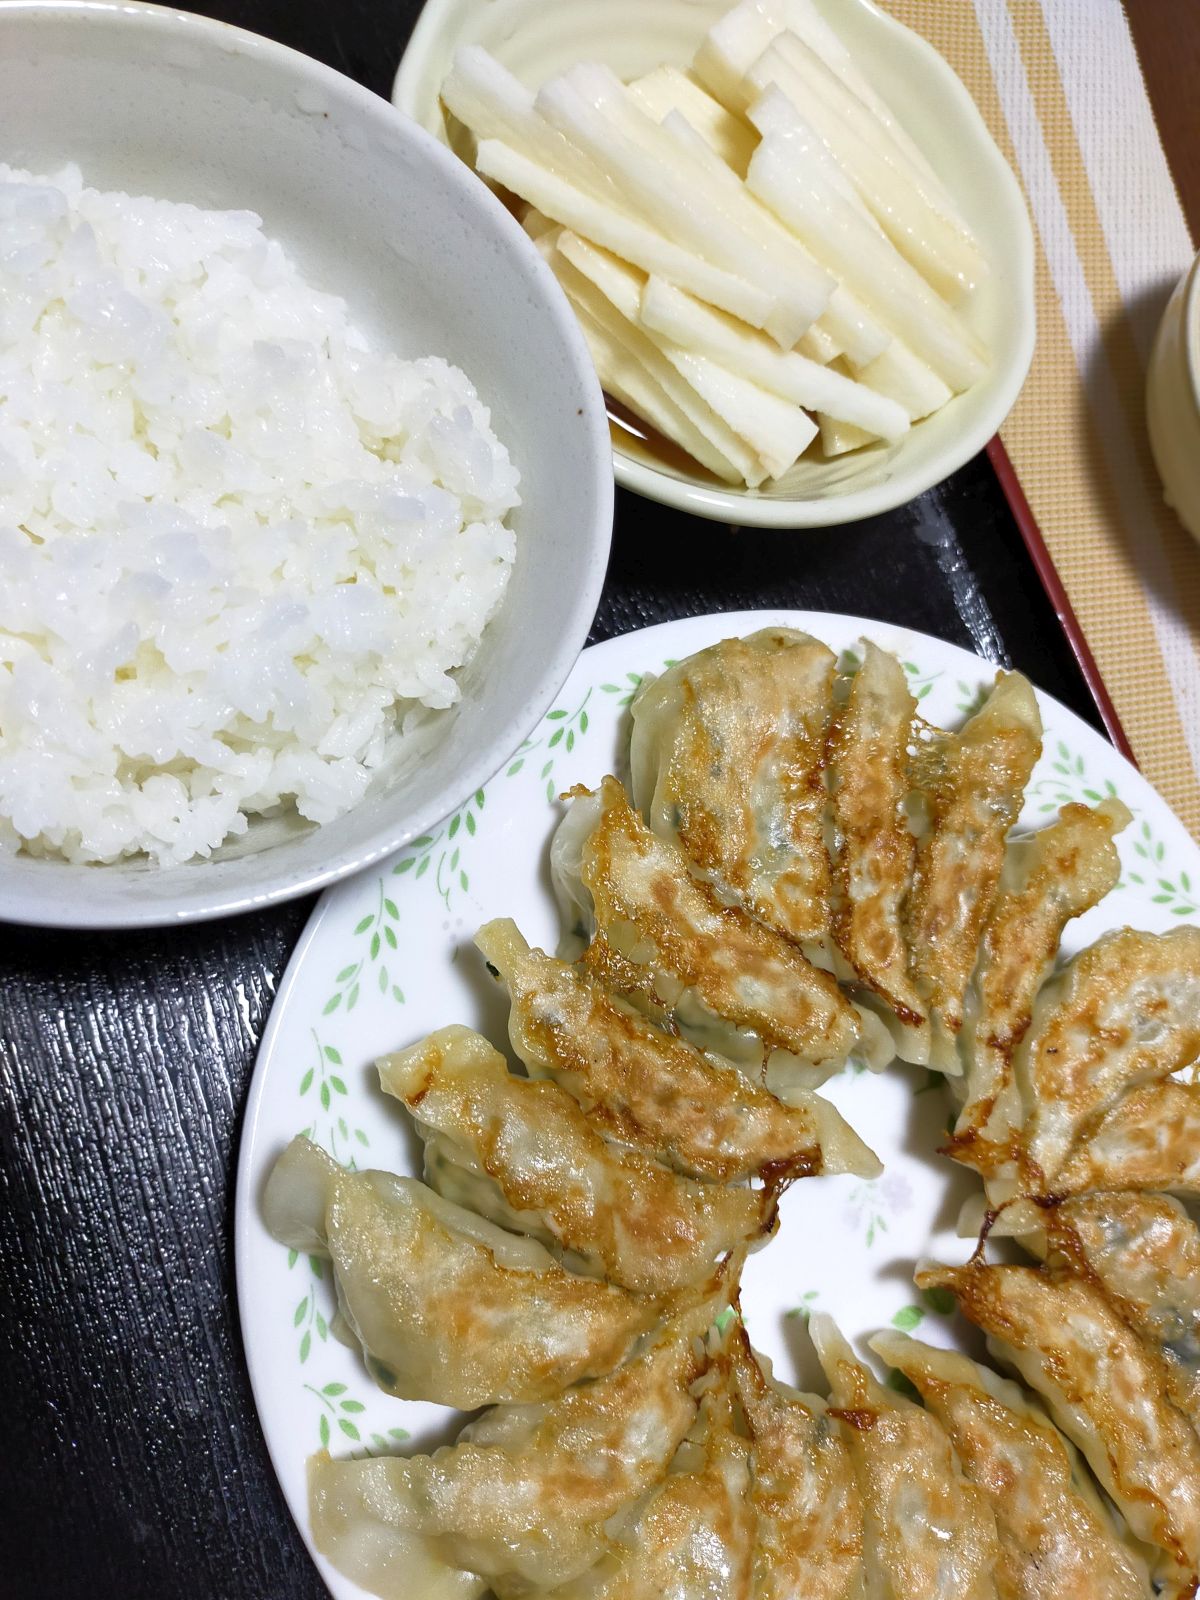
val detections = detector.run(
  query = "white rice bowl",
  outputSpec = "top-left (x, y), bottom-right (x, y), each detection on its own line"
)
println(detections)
top-left (0, 163), bottom-right (521, 868)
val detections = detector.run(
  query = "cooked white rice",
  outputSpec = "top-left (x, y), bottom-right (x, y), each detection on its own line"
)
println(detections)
top-left (0, 163), bottom-right (520, 867)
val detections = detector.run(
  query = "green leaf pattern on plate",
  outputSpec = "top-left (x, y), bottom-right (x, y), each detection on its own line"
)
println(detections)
top-left (843, 1174), bottom-right (913, 1249)
top-left (1125, 817), bottom-right (1198, 914)
top-left (304, 1380), bottom-right (408, 1453)
top-left (288, 1250), bottom-right (330, 1367)
top-left (322, 877), bottom-right (406, 1014)
top-left (297, 1029), bottom-right (371, 1165)
top-left (786, 1288), bottom-right (821, 1321)
top-left (902, 659), bottom-right (943, 703)
top-left (1028, 738), bottom-right (1123, 814)
top-left (953, 677), bottom-right (990, 719)
top-left (507, 687), bottom-right (596, 803)
top-left (390, 792), bottom-right (486, 917)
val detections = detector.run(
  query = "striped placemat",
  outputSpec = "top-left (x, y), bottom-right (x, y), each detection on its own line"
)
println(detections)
top-left (885, 0), bottom-right (1200, 837)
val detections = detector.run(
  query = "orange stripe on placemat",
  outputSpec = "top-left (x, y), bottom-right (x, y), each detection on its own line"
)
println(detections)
top-left (883, 0), bottom-right (1200, 836)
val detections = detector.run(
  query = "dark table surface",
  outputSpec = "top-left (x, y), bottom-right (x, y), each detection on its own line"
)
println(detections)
top-left (0, 4), bottom-right (1105, 1596)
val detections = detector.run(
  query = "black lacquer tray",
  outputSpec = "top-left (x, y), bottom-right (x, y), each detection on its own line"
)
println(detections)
top-left (0, 5), bottom-right (1108, 1595)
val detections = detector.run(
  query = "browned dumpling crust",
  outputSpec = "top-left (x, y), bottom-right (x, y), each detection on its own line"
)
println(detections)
top-left (309, 1295), bottom-right (723, 1597)
top-left (948, 799), bottom-right (1129, 1180)
top-left (1006, 926), bottom-right (1200, 1204)
top-left (629, 627), bottom-right (837, 946)
top-left (263, 1136), bottom-right (660, 1410)
top-left (545, 1364), bottom-right (756, 1599)
top-left (828, 641), bottom-right (922, 1030)
top-left (476, 918), bottom-right (880, 1185)
top-left (576, 776), bottom-right (865, 1074)
top-left (378, 1024), bottom-right (774, 1294)
top-left (1051, 1078), bottom-right (1200, 1198)
top-left (870, 1331), bottom-right (1153, 1600)
top-left (1038, 1193), bottom-right (1200, 1426)
top-left (811, 1315), bottom-right (1002, 1599)
top-left (905, 670), bottom-right (1043, 1071)
top-left (919, 1259), bottom-right (1200, 1591)
top-left (732, 1330), bottom-right (865, 1600)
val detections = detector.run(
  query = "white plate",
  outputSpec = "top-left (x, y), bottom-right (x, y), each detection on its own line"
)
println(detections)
top-left (236, 610), bottom-right (1200, 1597)
top-left (391, 0), bottom-right (1035, 528)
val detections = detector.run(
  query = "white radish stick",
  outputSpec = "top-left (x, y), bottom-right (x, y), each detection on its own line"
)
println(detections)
top-left (818, 413), bottom-right (876, 456)
top-left (567, 60), bottom-right (833, 330)
top-left (746, 108), bottom-right (987, 389)
top-left (747, 38), bottom-right (987, 300)
top-left (561, 234), bottom-right (816, 477)
top-left (850, 340), bottom-right (953, 421)
top-left (548, 238), bottom-right (770, 486)
top-left (640, 277), bottom-right (908, 441)
top-left (520, 206), bottom-right (557, 242)
top-left (798, 322), bottom-right (842, 363)
top-left (650, 103), bottom-right (889, 364)
top-left (767, 31), bottom-right (975, 243)
top-left (442, 48), bottom-right (616, 204)
top-left (535, 71), bottom-right (826, 348)
top-left (693, 0), bottom-right (780, 110)
top-left (669, 348), bottom-right (817, 477)
top-left (627, 66), bottom-right (758, 176)
top-left (821, 288), bottom-right (891, 367)
top-left (703, 0), bottom-right (942, 184)
top-left (742, 69), bottom-right (878, 222)
top-left (473, 139), bottom-right (774, 329)
top-left (568, 293), bottom-right (746, 485)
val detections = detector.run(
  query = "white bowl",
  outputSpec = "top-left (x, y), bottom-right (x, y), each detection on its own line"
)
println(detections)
top-left (0, 0), bottom-right (613, 929)
top-left (1147, 248), bottom-right (1200, 543)
top-left (393, 0), bottom-right (1036, 527)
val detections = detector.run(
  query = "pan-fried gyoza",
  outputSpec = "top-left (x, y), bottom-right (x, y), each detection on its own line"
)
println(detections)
top-left (920, 1258), bottom-right (1200, 1592)
top-left (378, 1024), bottom-right (774, 1294)
top-left (810, 1315), bottom-right (1001, 1599)
top-left (948, 798), bottom-right (1129, 1181)
top-left (629, 627), bottom-right (837, 950)
top-left (475, 918), bottom-right (880, 1185)
top-left (263, 1137), bottom-right (660, 1409)
top-left (869, 1331), bottom-right (1153, 1600)
top-left (551, 775), bottom-right (892, 1089)
top-left (272, 620), bottom-right (1200, 1600)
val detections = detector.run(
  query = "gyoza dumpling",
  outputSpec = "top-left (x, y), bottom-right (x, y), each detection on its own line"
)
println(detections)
top-left (263, 1136), bottom-right (658, 1408)
top-left (1050, 1079), bottom-right (1200, 1199)
top-left (948, 799), bottom-right (1130, 1179)
top-left (870, 1331), bottom-right (1153, 1600)
top-left (810, 1315), bottom-right (1000, 1599)
top-left (997, 926), bottom-right (1200, 1214)
top-left (551, 776), bottom-right (892, 1090)
top-left (904, 670), bottom-right (1043, 1072)
top-left (542, 1358), bottom-right (754, 1600)
top-left (732, 1329), bottom-right (864, 1600)
top-left (378, 1025), bottom-right (772, 1294)
top-left (827, 642), bottom-right (922, 1039)
top-left (1035, 1194), bottom-right (1200, 1425)
top-left (309, 1294), bottom-right (724, 1598)
top-left (919, 1258), bottom-right (1200, 1591)
top-left (476, 919), bottom-right (880, 1184)
top-left (628, 628), bottom-right (836, 949)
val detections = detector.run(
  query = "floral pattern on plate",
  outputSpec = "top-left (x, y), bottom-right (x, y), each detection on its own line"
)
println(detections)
top-left (235, 609), bottom-right (1200, 1599)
